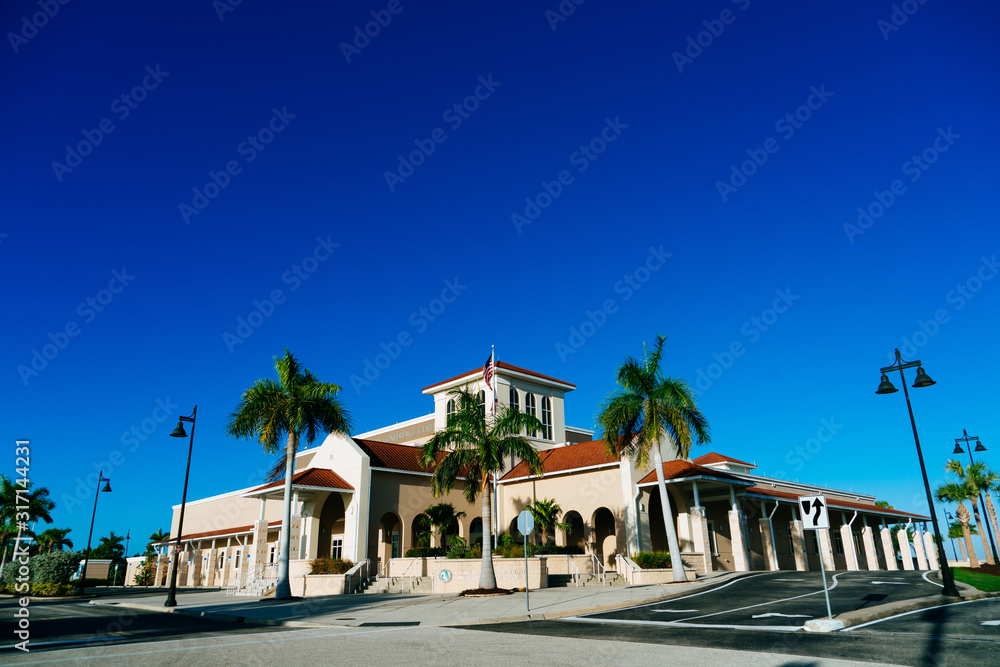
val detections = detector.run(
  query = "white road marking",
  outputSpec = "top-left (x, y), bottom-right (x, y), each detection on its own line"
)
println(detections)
top-left (0, 636), bottom-right (127, 650)
top-left (652, 609), bottom-right (699, 613)
top-left (843, 598), bottom-right (986, 631)
top-left (752, 613), bottom-right (812, 619)
top-left (870, 581), bottom-right (909, 585)
top-left (981, 620), bottom-right (1000, 626)
top-left (593, 573), bottom-right (773, 612)
top-left (774, 578), bottom-right (804, 582)
top-left (921, 570), bottom-right (944, 588)
top-left (559, 616), bottom-right (803, 632)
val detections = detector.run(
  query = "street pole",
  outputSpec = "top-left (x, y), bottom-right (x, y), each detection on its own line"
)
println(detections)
top-left (955, 429), bottom-right (998, 564)
top-left (80, 472), bottom-right (111, 595)
top-left (165, 406), bottom-right (197, 608)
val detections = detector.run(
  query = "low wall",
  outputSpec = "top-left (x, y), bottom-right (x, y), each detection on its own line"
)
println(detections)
top-left (679, 553), bottom-right (708, 576)
top-left (629, 568), bottom-right (682, 585)
top-left (289, 559), bottom-right (313, 597)
top-left (297, 574), bottom-right (347, 597)
top-left (388, 557), bottom-right (432, 577)
top-left (538, 554), bottom-right (596, 575)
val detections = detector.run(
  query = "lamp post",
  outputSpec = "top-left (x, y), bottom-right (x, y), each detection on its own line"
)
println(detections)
top-left (944, 512), bottom-right (959, 561)
top-left (164, 405), bottom-right (197, 608)
top-left (875, 348), bottom-right (959, 597)
top-left (953, 429), bottom-right (998, 563)
top-left (123, 530), bottom-right (130, 587)
top-left (80, 472), bottom-right (112, 595)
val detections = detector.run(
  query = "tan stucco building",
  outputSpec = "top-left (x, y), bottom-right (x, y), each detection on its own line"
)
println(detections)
top-left (132, 362), bottom-right (933, 591)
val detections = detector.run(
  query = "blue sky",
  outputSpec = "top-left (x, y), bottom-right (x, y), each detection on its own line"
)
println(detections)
top-left (3, 1), bottom-right (998, 558)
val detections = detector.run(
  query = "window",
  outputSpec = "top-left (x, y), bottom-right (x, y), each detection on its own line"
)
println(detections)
top-left (446, 399), bottom-right (456, 424)
top-left (268, 544), bottom-right (276, 565)
top-left (331, 537), bottom-right (343, 560)
top-left (509, 386), bottom-right (519, 412)
top-left (810, 532), bottom-right (819, 554)
top-left (525, 393), bottom-right (536, 436)
top-left (477, 390), bottom-right (486, 418)
top-left (234, 550), bottom-right (241, 569)
top-left (833, 531), bottom-right (844, 555)
top-left (706, 520), bottom-right (719, 556)
top-left (541, 396), bottom-right (552, 440)
top-left (391, 533), bottom-right (400, 558)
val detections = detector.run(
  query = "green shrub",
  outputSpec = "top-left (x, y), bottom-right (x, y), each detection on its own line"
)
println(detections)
top-left (632, 551), bottom-right (672, 569)
top-left (2, 561), bottom-right (20, 587)
top-left (30, 582), bottom-right (76, 596)
top-left (32, 551), bottom-right (82, 584)
top-left (134, 557), bottom-right (155, 586)
top-left (404, 547), bottom-right (443, 558)
top-left (309, 558), bottom-right (354, 575)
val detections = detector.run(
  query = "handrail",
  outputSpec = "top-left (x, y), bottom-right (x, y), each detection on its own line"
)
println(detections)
top-left (398, 557), bottom-right (417, 594)
top-left (568, 557), bottom-right (581, 586)
top-left (615, 554), bottom-right (639, 585)
top-left (591, 553), bottom-right (606, 584)
top-left (343, 558), bottom-right (369, 594)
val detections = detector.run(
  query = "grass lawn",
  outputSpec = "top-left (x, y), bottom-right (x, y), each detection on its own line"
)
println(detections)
top-left (952, 567), bottom-right (1000, 592)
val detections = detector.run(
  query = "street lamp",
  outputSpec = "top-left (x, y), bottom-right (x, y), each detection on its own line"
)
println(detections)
top-left (80, 472), bottom-right (112, 595)
top-left (944, 512), bottom-right (959, 561)
top-left (123, 530), bottom-right (130, 587)
top-left (875, 348), bottom-right (959, 597)
top-left (953, 429), bottom-right (998, 563)
top-left (164, 405), bottom-right (197, 608)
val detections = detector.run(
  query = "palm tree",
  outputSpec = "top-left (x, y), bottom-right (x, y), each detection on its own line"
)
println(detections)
top-left (527, 498), bottom-right (569, 545)
top-left (0, 475), bottom-right (54, 526)
top-left (420, 386), bottom-right (544, 589)
top-left (226, 349), bottom-right (353, 599)
top-left (936, 481), bottom-right (979, 568)
top-left (37, 527), bottom-right (73, 553)
top-left (945, 460), bottom-right (995, 565)
top-left (148, 528), bottom-right (169, 548)
top-left (948, 520), bottom-right (976, 560)
top-left (423, 503), bottom-right (466, 551)
top-left (95, 531), bottom-right (126, 559)
top-left (598, 334), bottom-right (711, 583)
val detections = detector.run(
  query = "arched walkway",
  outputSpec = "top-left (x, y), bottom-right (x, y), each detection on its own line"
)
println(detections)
top-left (564, 511), bottom-right (585, 552)
top-left (592, 507), bottom-right (616, 563)
top-left (378, 512), bottom-right (402, 564)
top-left (316, 493), bottom-right (346, 559)
top-left (469, 517), bottom-right (483, 547)
top-left (411, 514), bottom-right (431, 549)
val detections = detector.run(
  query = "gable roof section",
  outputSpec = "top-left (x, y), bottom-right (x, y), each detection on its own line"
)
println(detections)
top-left (501, 439), bottom-right (619, 481)
top-left (355, 438), bottom-right (439, 473)
top-left (693, 452), bottom-right (757, 468)
top-left (246, 467), bottom-right (354, 495)
top-left (422, 361), bottom-right (575, 392)
top-left (638, 460), bottom-right (751, 485)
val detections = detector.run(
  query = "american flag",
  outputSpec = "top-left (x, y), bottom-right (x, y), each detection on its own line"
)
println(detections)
top-left (482, 353), bottom-right (494, 390)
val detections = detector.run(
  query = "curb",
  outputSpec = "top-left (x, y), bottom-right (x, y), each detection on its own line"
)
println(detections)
top-left (88, 601), bottom-right (332, 629)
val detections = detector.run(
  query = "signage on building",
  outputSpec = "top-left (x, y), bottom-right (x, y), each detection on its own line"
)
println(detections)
top-left (800, 495), bottom-right (830, 530)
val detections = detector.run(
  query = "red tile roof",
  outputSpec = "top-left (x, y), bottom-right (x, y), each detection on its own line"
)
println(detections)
top-left (693, 452), bottom-right (757, 468)
top-left (422, 361), bottom-right (575, 392)
top-left (247, 467), bottom-right (354, 493)
top-left (637, 460), bottom-right (750, 485)
top-left (154, 520), bottom-right (283, 545)
top-left (501, 439), bottom-right (619, 480)
top-left (746, 487), bottom-right (930, 520)
top-left (355, 439), bottom-right (440, 473)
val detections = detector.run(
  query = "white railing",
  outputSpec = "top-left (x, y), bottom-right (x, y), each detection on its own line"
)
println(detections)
top-left (568, 557), bottom-right (581, 586)
top-left (226, 563), bottom-right (278, 596)
top-left (591, 553), bottom-right (606, 584)
top-left (343, 559), bottom-right (369, 594)
top-left (398, 557), bottom-right (417, 594)
top-left (615, 554), bottom-right (639, 585)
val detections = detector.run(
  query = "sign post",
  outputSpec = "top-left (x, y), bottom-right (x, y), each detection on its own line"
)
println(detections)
top-left (800, 494), bottom-right (833, 619)
top-left (517, 509), bottom-right (534, 614)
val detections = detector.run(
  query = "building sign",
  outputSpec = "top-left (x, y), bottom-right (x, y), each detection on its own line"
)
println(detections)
top-left (374, 420), bottom-right (435, 444)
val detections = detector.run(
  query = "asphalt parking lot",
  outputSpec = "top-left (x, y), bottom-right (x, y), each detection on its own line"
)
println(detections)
top-left (569, 570), bottom-right (945, 630)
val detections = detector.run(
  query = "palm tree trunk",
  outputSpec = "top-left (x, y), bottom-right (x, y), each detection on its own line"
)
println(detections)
top-left (957, 504), bottom-right (979, 568)
top-left (983, 494), bottom-right (1000, 563)
top-left (652, 444), bottom-right (686, 582)
top-left (479, 482), bottom-right (497, 589)
top-left (275, 432), bottom-right (297, 599)
top-left (971, 498), bottom-right (994, 565)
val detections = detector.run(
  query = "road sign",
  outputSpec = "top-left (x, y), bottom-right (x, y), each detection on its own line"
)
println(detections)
top-left (517, 509), bottom-right (534, 536)
top-left (800, 495), bottom-right (830, 530)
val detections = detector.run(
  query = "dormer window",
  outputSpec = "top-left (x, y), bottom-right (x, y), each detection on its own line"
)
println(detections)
top-left (525, 393), bottom-right (536, 437)
top-left (509, 386), bottom-right (519, 412)
top-left (446, 399), bottom-right (456, 425)
top-left (477, 390), bottom-right (486, 417)
top-left (541, 396), bottom-right (552, 440)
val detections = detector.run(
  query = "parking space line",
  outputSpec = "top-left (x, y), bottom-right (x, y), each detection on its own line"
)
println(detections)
top-left (921, 570), bottom-right (944, 588)
top-left (843, 598), bottom-right (985, 632)
top-left (586, 573), bottom-right (771, 614)
top-left (559, 616), bottom-right (803, 632)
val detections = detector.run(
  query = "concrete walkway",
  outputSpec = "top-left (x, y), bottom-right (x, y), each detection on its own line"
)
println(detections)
top-left (90, 575), bottom-right (734, 628)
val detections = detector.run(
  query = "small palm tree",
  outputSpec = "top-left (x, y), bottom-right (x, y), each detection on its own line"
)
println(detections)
top-left (936, 481), bottom-right (979, 568)
top-left (423, 503), bottom-right (466, 551)
top-left (148, 528), bottom-right (169, 547)
top-left (420, 386), bottom-right (544, 589)
top-left (527, 498), bottom-right (569, 545)
top-left (95, 531), bottom-right (126, 559)
top-left (226, 349), bottom-right (353, 599)
top-left (37, 527), bottom-right (73, 553)
top-left (945, 460), bottom-right (996, 565)
top-left (598, 334), bottom-right (710, 582)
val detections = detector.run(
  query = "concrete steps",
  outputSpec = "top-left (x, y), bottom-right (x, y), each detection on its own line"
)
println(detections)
top-left (548, 572), bottom-right (627, 587)
top-left (365, 576), bottom-right (433, 594)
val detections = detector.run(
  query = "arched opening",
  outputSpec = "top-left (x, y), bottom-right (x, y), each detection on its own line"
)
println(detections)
top-left (411, 514), bottom-right (431, 549)
top-left (647, 487), bottom-right (674, 553)
top-left (564, 511), bottom-right (585, 553)
top-left (592, 507), bottom-right (616, 562)
top-left (378, 512), bottom-right (402, 565)
top-left (316, 493), bottom-right (346, 559)
top-left (469, 518), bottom-right (483, 548)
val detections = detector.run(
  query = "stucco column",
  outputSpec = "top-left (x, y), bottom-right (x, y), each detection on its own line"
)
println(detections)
top-left (840, 524), bottom-right (859, 571)
top-left (155, 553), bottom-right (168, 586)
top-left (880, 527), bottom-right (898, 570)
top-left (759, 518), bottom-right (778, 570)
top-left (190, 550), bottom-right (203, 587)
top-left (728, 509), bottom-right (749, 571)
top-left (861, 527), bottom-right (879, 571)
top-left (251, 520), bottom-right (269, 574)
top-left (178, 551), bottom-right (189, 587)
top-left (923, 532), bottom-right (939, 570)
top-left (789, 520), bottom-right (808, 571)
top-left (817, 529), bottom-right (835, 571)
top-left (206, 548), bottom-right (218, 587)
top-left (288, 516), bottom-right (302, 560)
top-left (897, 529), bottom-right (914, 570)
top-left (677, 511), bottom-right (692, 552)
top-left (689, 506), bottom-right (713, 572)
top-left (912, 532), bottom-right (928, 570)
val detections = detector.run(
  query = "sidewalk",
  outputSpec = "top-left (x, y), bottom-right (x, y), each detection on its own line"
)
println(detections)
top-left (89, 575), bottom-right (734, 628)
